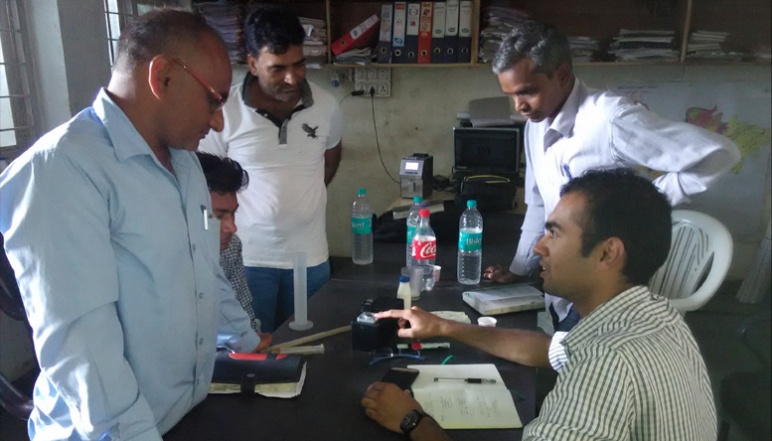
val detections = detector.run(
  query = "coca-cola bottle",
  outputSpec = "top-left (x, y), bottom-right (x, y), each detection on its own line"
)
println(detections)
top-left (411, 209), bottom-right (437, 292)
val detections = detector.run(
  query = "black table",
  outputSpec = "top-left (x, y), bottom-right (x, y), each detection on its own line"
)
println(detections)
top-left (165, 211), bottom-right (535, 440)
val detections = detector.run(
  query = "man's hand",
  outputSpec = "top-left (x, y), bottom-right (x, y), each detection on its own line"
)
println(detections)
top-left (362, 382), bottom-right (422, 433)
top-left (255, 332), bottom-right (273, 352)
top-left (374, 307), bottom-right (450, 340)
top-left (483, 265), bottom-right (521, 284)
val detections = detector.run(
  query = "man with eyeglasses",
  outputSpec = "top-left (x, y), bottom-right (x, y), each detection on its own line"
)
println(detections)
top-left (200, 6), bottom-right (343, 332)
top-left (0, 9), bottom-right (265, 440)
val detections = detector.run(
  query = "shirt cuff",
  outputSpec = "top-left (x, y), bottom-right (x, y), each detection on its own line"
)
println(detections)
top-left (548, 331), bottom-right (569, 371)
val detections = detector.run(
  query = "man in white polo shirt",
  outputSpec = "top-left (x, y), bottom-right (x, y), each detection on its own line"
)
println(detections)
top-left (200, 6), bottom-right (342, 332)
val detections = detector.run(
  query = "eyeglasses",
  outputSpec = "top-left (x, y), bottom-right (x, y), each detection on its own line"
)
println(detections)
top-left (171, 58), bottom-right (226, 111)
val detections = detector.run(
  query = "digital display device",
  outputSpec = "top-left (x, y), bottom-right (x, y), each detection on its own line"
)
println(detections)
top-left (404, 161), bottom-right (419, 171)
top-left (453, 126), bottom-right (522, 175)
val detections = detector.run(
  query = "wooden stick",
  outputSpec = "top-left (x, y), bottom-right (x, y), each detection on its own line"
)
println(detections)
top-left (266, 325), bottom-right (351, 352)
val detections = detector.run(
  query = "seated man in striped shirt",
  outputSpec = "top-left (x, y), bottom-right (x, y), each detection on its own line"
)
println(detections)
top-left (197, 151), bottom-right (272, 345)
top-left (362, 168), bottom-right (716, 440)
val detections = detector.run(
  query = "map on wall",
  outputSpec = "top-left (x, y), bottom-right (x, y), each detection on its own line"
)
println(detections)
top-left (613, 81), bottom-right (772, 236)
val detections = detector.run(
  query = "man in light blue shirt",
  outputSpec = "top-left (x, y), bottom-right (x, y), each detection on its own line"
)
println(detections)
top-left (0, 10), bottom-right (265, 440)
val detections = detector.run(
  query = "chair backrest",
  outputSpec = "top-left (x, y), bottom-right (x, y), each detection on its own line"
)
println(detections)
top-left (0, 233), bottom-right (34, 419)
top-left (648, 209), bottom-right (733, 315)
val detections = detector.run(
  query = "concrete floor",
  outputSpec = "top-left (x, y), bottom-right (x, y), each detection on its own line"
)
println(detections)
top-left (1, 280), bottom-right (768, 440)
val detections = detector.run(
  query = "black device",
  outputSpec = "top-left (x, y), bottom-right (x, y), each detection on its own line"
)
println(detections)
top-left (453, 126), bottom-right (522, 177)
top-left (381, 367), bottom-right (420, 390)
top-left (351, 297), bottom-right (402, 351)
top-left (452, 125), bottom-right (523, 211)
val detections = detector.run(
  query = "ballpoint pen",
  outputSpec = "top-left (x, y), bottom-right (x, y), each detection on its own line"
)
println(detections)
top-left (434, 377), bottom-right (497, 384)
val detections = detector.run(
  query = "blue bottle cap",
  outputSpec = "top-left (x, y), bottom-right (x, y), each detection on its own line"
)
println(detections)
top-left (413, 196), bottom-right (423, 203)
top-left (467, 199), bottom-right (477, 209)
top-left (357, 188), bottom-right (366, 196)
top-left (399, 275), bottom-right (410, 283)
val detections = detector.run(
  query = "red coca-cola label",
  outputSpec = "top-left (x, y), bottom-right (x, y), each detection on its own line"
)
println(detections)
top-left (412, 239), bottom-right (436, 260)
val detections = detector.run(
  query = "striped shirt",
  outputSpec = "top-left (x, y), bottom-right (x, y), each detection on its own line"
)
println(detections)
top-left (525, 286), bottom-right (716, 440)
top-left (220, 234), bottom-right (261, 332)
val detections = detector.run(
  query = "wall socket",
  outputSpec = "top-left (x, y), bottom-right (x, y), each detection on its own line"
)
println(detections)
top-left (353, 67), bottom-right (391, 97)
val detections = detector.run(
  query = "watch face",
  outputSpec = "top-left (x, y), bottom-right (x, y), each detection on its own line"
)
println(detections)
top-left (400, 410), bottom-right (423, 434)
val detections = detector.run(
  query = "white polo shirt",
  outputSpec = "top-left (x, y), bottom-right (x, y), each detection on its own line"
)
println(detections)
top-left (200, 75), bottom-right (343, 269)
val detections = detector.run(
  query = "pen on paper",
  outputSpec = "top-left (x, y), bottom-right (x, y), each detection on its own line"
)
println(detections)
top-left (201, 205), bottom-right (209, 230)
top-left (397, 342), bottom-right (450, 350)
top-left (434, 377), bottom-right (497, 384)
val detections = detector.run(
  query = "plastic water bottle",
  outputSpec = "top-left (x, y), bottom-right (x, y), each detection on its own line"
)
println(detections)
top-left (397, 275), bottom-right (412, 309)
top-left (351, 188), bottom-right (373, 265)
top-left (405, 196), bottom-right (423, 267)
top-left (457, 199), bottom-right (483, 285)
top-left (411, 209), bottom-right (436, 291)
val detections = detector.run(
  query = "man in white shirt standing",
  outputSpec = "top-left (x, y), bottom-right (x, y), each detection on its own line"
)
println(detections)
top-left (199, 6), bottom-right (343, 332)
top-left (483, 20), bottom-right (740, 332)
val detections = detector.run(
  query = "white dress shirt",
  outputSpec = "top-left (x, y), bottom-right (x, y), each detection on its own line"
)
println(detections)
top-left (510, 79), bottom-right (740, 322)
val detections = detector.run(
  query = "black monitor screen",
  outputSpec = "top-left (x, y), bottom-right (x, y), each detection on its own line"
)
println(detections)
top-left (453, 126), bottom-right (522, 175)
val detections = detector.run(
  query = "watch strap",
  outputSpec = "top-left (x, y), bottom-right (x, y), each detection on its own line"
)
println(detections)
top-left (400, 409), bottom-right (427, 435)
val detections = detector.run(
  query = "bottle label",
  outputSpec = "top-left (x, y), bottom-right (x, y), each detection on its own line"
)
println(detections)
top-left (412, 239), bottom-right (436, 260)
top-left (352, 216), bottom-right (372, 234)
top-left (458, 231), bottom-right (482, 251)
top-left (406, 226), bottom-right (416, 243)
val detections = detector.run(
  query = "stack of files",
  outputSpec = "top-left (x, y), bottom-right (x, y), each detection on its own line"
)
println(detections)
top-left (569, 36), bottom-right (601, 63)
top-left (478, 6), bottom-right (530, 63)
top-left (334, 47), bottom-right (376, 64)
top-left (300, 17), bottom-right (328, 68)
top-left (608, 29), bottom-right (678, 61)
top-left (686, 30), bottom-right (740, 62)
top-left (407, 364), bottom-right (522, 429)
top-left (193, 1), bottom-right (247, 63)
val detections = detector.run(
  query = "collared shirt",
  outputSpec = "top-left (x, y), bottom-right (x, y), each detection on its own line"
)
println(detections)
top-left (510, 79), bottom-right (740, 321)
top-left (199, 74), bottom-right (343, 269)
top-left (525, 286), bottom-right (716, 440)
top-left (220, 234), bottom-right (261, 332)
top-left (0, 89), bottom-right (259, 441)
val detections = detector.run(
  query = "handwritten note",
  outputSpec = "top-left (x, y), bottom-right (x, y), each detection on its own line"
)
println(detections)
top-left (407, 364), bottom-right (522, 429)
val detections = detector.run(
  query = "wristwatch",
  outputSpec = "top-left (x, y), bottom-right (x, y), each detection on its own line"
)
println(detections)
top-left (400, 409), bottom-right (427, 435)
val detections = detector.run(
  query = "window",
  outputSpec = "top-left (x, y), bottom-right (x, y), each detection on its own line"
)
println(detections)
top-left (0, 0), bottom-right (38, 159)
top-left (104, 0), bottom-right (181, 65)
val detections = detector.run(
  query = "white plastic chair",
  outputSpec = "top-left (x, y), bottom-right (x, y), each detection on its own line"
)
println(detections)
top-left (648, 209), bottom-right (733, 315)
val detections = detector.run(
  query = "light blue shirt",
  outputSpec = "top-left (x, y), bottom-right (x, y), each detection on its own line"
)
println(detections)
top-left (0, 89), bottom-right (260, 440)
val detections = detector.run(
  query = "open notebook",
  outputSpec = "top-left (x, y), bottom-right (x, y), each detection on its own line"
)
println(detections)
top-left (408, 363), bottom-right (522, 429)
top-left (462, 283), bottom-right (545, 316)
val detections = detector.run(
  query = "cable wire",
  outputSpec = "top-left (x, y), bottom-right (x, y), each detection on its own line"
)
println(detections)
top-left (370, 91), bottom-right (400, 184)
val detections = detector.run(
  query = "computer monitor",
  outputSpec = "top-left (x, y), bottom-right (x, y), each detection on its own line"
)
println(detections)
top-left (453, 126), bottom-right (522, 177)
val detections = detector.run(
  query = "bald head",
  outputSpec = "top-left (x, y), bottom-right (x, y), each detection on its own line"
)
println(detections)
top-left (113, 9), bottom-right (225, 74)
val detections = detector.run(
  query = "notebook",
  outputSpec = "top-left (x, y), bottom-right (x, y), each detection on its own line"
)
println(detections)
top-left (462, 283), bottom-right (545, 316)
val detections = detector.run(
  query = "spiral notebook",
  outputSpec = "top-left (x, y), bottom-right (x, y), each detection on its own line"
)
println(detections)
top-left (462, 284), bottom-right (544, 316)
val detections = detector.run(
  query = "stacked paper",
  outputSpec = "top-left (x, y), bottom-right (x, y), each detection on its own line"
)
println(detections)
top-left (686, 30), bottom-right (741, 62)
top-left (194, 2), bottom-right (247, 63)
top-left (609, 29), bottom-right (678, 62)
top-left (300, 17), bottom-right (328, 69)
top-left (478, 6), bottom-right (530, 63)
top-left (569, 36), bottom-right (601, 63)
